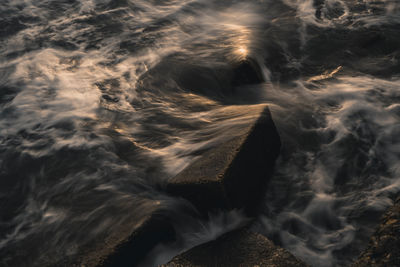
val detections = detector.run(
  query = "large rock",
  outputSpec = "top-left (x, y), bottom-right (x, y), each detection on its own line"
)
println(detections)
top-left (138, 55), bottom-right (266, 100)
top-left (75, 211), bottom-right (175, 267)
top-left (161, 229), bottom-right (308, 267)
top-left (167, 104), bottom-right (281, 215)
top-left (231, 59), bottom-right (265, 86)
top-left (352, 197), bottom-right (400, 267)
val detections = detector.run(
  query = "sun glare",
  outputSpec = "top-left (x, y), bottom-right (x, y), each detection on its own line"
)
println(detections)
top-left (236, 46), bottom-right (248, 57)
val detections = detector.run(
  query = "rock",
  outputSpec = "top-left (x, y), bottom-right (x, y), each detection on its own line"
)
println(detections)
top-left (232, 59), bottom-right (265, 86)
top-left (352, 197), bottom-right (400, 267)
top-left (138, 55), bottom-right (267, 101)
top-left (77, 211), bottom-right (175, 267)
top-left (99, 213), bottom-right (175, 267)
top-left (167, 105), bottom-right (281, 215)
top-left (75, 105), bottom-right (280, 266)
top-left (161, 229), bottom-right (308, 267)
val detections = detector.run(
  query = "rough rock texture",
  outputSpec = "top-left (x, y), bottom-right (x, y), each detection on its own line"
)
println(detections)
top-left (352, 197), bottom-right (400, 267)
top-left (167, 104), bottom-right (281, 215)
top-left (161, 229), bottom-right (308, 267)
top-left (75, 211), bottom-right (175, 267)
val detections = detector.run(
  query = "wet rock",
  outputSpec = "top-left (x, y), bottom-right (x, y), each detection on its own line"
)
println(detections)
top-left (176, 65), bottom-right (232, 98)
top-left (139, 55), bottom-right (267, 101)
top-left (352, 197), bottom-right (400, 267)
top-left (176, 58), bottom-right (265, 98)
top-left (77, 211), bottom-right (175, 267)
top-left (232, 59), bottom-right (264, 86)
top-left (161, 229), bottom-right (308, 267)
top-left (167, 105), bottom-right (281, 215)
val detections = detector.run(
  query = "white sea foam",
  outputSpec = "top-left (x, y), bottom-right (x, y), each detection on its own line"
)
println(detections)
top-left (0, 0), bottom-right (399, 266)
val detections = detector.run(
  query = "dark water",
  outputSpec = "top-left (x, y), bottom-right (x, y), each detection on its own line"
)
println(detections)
top-left (0, 0), bottom-right (399, 266)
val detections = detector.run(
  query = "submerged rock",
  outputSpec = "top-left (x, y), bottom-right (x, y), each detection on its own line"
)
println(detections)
top-left (167, 104), bottom-right (281, 215)
top-left (161, 229), bottom-right (308, 267)
top-left (231, 59), bottom-right (265, 86)
top-left (352, 197), bottom-right (400, 267)
top-left (139, 55), bottom-right (267, 102)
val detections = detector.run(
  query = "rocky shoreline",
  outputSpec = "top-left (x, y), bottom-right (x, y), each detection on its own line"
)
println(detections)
top-left (161, 229), bottom-right (308, 267)
top-left (352, 197), bottom-right (400, 267)
top-left (77, 105), bottom-right (399, 267)
top-left (162, 197), bottom-right (400, 267)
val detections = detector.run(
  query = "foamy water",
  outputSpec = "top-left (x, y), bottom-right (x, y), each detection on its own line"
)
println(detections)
top-left (0, 0), bottom-right (399, 266)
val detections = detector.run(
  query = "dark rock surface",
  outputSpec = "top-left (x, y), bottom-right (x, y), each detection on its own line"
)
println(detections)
top-left (138, 55), bottom-right (267, 101)
top-left (73, 105), bottom-right (280, 266)
top-left (167, 104), bottom-right (281, 215)
top-left (232, 59), bottom-right (265, 86)
top-left (161, 229), bottom-right (308, 267)
top-left (76, 211), bottom-right (175, 267)
top-left (352, 197), bottom-right (400, 267)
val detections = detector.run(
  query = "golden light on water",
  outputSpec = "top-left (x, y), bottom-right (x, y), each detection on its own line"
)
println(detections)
top-left (236, 46), bottom-right (248, 57)
top-left (307, 66), bottom-right (343, 82)
top-left (205, 6), bottom-right (257, 62)
top-left (222, 23), bottom-right (251, 61)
